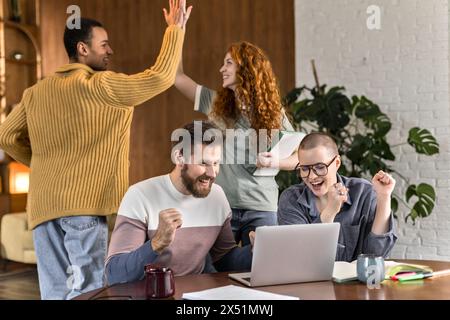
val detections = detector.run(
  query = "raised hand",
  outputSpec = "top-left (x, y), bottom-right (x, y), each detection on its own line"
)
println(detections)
top-left (151, 208), bottom-right (183, 254)
top-left (372, 170), bottom-right (396, 198)
top-left (371, 171), bottom-right (396, 235)
top-left (163, 0), bottom-right (183, 27)
top-left (181, 1), bottom-right (193, 30)
top-left (163, 0), bottom-right (192, 29)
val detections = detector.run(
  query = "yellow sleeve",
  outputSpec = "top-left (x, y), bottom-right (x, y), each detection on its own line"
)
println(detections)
top-left (99, 25), bottom-right (185, 107)
top-left (0, 89), bottom-right (32, 166)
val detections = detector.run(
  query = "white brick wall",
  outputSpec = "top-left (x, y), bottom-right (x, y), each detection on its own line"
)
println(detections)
top-left (295, 0), bottom-right (450, 261)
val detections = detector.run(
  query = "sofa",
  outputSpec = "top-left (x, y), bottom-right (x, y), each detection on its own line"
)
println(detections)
top-left (0, 212), bottom-right (117, 264)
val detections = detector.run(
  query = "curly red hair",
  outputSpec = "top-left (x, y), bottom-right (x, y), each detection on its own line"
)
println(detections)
top-left (210, 42), bottom-right (283, 133)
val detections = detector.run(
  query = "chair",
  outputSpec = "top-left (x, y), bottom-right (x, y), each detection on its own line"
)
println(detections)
top-left (0, 212), bottom-right (117, 264)
top-left (0, 213), bottom-right (35, 264)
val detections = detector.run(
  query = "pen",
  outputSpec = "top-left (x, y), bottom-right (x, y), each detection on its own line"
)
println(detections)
top-left (430, 268), bottom-right (450, 279)
top-left (390, 272), bottom-right (417, 281)
top-left (398, 268), bottom-right (450, 282)
top-left (398, 272), bottom-right (433, 282)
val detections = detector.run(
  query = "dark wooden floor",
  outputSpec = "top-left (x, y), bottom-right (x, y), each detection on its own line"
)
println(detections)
top-left (0, 260), bottom-right (40, 300)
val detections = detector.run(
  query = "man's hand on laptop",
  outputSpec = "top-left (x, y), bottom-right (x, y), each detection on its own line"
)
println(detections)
top-left (249, 231), bottom-right (256, 251)
top-left (151, 209), bottom-right (183, 254)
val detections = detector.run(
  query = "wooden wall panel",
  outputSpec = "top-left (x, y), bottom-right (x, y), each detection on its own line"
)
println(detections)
top-left (39, 0), bottom-right (295, 184)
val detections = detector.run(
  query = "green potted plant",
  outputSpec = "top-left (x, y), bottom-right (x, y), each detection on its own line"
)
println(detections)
top-left (277, 61), bottom-right (439, 224)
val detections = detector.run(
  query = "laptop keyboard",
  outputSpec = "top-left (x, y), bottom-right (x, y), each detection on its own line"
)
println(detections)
top-left (243, 277), bottom-right (251, 282)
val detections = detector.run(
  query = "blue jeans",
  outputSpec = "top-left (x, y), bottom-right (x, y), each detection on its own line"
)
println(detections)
top-left (33, 216), bottom-right (108, 300)
top-left (231, 209), bottom-right (278, 246)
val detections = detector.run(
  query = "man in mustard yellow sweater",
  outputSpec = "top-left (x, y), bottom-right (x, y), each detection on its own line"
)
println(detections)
top-left (0, 0), bottom-right (192, 300)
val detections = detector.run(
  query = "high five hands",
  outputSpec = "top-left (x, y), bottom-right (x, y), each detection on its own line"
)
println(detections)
top-left (164, 0), bottom-right (193, 30)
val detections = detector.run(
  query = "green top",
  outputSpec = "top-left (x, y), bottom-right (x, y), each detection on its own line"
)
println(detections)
top-left (194, 86), bottom-right (294, 212)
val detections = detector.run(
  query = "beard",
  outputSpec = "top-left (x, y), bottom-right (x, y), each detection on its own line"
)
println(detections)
top-left (87, 55), bottom-right (110, 71)
top-left (89, 60), bottom-right (108, 71)
top-left (181, 166), bottom-right (214, 198)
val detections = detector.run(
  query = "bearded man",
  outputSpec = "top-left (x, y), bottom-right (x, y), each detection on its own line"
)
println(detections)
top-left (105, 121), bottom-right (252, 285)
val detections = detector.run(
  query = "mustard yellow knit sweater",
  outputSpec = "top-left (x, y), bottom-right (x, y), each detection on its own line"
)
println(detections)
top-left (0, 25), bottom-right (184, 229)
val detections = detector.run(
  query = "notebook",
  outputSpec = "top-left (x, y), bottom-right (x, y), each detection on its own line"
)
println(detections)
top-left (331, 260), bottom-right (433, 283)
top-left (384, 261), bottom-right (433, 279)
top-left (332, 261), bottom-right (358, 283)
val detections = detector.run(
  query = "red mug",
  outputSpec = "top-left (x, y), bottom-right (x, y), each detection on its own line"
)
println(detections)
top-left (144, 264), bottom-right (175, 299)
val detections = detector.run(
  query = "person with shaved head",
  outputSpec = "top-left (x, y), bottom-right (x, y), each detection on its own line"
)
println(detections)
top-left (278, 132), bottom-right (398, 262)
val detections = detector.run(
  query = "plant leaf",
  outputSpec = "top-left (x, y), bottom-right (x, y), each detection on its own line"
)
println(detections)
top-left (275, 170), bottom-right (300, 196)
top-left (391, 197), bottom-right (398, 214)
top-left (405, 209), bottom-right (418, 225)
top-left (405, 183), bottom-right (436, 223)
top-left (346, 134), bottom-right (370, 163)
top-left (407, 127), bottom-right (439, 155)
top-left (406, 184), bottom-right (417, 202)
top-left (317, 87), bottom-right (351, 133)
top-left (370, 138), bottom-right (396, 161)
top-left (391, 197), bottom-right (398, 219)
top-left (354, 97), bottom-right (391, 137)
top-left (284, 87), bottom-right (306, 106)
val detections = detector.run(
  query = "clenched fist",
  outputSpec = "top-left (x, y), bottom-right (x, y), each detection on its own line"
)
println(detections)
top-left (320, 183), bottom-right (349, 223)
top-left (372, 171), bottom-right (396, 198)
top-left (151, 208), bottom-right (183, 254)
top-left (327, 183), bottom-right (348, 214)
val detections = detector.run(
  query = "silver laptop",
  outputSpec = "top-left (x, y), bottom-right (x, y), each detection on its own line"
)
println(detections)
top-left (229, 223), bottom-right (340, 287)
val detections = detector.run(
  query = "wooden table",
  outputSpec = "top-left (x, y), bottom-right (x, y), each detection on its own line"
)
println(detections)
top-left (75, 260), bottom-right (450, 300)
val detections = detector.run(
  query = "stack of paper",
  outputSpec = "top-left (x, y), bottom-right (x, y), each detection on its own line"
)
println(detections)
top-left (182, 285), bottom-right (299, 300)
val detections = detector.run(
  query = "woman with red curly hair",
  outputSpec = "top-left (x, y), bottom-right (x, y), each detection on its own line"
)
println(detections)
top-left (175, 41), bottom-right (298, 246)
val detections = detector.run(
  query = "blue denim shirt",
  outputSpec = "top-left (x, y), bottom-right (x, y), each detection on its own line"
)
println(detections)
top-left (277, 174), bottom-right (398, 262)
